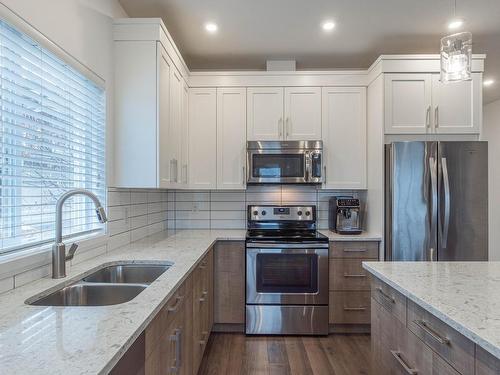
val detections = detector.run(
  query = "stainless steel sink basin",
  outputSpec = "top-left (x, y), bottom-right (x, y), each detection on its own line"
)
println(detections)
top-left (26, 261), bottom-right (174, 307)
top-left (29, 283), bottom-right (147, 306)
top-left (82, 263), bottom-right (171, 284)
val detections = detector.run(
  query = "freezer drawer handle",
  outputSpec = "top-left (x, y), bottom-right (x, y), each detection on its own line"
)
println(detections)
top-left (343, 248), bottom-right (367, 253)
top-left (376, 287), bottom-right (395, 303)
top-left (391, 351), bottom-right (418, 374)
top-left (413, 319), bottom-right (450, 345)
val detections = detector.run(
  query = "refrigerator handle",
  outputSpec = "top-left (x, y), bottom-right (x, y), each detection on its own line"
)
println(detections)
top-left (429, 156), bottom-right (438, 260)
top-left (441, 157), bottom-right (451, 249)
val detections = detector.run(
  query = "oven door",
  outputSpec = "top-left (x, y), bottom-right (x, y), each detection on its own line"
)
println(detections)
top-left (246, 243), bottom-right (329, 305)
top-left (247, 149), bottom-right (307, 184)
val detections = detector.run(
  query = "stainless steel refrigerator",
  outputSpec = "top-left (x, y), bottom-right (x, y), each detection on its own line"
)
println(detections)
top-left (385, 141), bottom-right (488, 261)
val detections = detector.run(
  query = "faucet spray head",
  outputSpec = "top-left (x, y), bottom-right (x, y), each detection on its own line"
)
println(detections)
top-left (96, 206), bottom-right (108, 223)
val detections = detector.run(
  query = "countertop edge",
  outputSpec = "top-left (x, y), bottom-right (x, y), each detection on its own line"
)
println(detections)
top-left (362, 262), bottom-right (500, 360)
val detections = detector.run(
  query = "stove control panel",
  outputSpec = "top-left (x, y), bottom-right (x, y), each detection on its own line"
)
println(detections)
top-left (248, 205), bottom-right (315, 221)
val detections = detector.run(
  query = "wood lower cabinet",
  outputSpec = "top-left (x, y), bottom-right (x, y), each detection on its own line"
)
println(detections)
top-left (370, 276), bottom-right (498, 375)
top-left (329, 240), bottom-right (379, 331)
top-left (138, 248), bottom-right (213, 375)
top-left (213, 241), bottom-right (245, 326)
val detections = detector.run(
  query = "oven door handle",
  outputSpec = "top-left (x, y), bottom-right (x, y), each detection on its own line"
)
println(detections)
top-left (246, 242), bottom-right (329, 249)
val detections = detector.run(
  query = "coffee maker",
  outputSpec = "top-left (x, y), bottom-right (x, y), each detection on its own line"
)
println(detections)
top-left (329, 197), bottom-right (362, 235)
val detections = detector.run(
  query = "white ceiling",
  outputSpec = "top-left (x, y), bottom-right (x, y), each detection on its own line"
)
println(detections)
top-left (119, 0), bottom-right (500, 103)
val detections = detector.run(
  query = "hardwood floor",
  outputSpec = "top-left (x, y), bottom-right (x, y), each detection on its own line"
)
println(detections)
top-left (197, 333), bottom-right (372, 375)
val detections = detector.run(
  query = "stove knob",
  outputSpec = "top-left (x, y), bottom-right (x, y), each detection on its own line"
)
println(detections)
top-left (261, 210), bottom-right (267, 216)
top-left (305, 211), bottom-right (311, 217)
top-left (253, 210), bottom-right (259, 216)
top-left (297, 211), bottom-right (303, 216)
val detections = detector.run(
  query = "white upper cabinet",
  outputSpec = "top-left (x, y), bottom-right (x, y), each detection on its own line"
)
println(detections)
top-left (180, 81), bottom-right (189, 187)
top-left (115, 40), bottom-right (177, 188)
top-left (247, 86), bottom-right (322, 141)
top-left (247, 87), bottom-right (284, 140)
top-left (322, 87), bottom-right (367, 189)
top-left (431, 73), bottom-right (481, 134)
top-left (384, 73), bottom-right (432, 134)
top-left (284, 87), bottom-right (322, 140)
top-left (188, 88), bottom-right (217, 189)
top-left (385, 73), bottom-right (481, 135)
top-left (157, 46), bottom-right (172, 188)
top-left (217, 88), bottom-right (247, 190)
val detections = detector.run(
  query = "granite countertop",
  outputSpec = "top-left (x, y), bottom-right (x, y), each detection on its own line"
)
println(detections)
top-left (0, 228), bottom-right (381, 375)
top-left (0, 229), bottom-right (245, 375)
top-left (363, 261), bottom-right (500, 360)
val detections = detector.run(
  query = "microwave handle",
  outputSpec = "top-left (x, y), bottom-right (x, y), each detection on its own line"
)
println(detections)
top-left (305, 152), bottom-right (312, 181)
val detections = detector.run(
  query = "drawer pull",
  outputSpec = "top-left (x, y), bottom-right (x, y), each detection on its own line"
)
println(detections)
top-left (167, 296), bottom-right (184, 312)
top-left (391, 351), bottom-right (418, 374)
top-left (169, 328), bottom-right (182, 373)
top-left (413, 319), bottom-right (450, 345)
top-left (376, 287), bottom-right (395, 303)
top-left (199, 330), bottom-right (208, 345)
top-left (343, 273), bottom-right (366, 278)
top-left (199, 290), bottom-right (208, 302)
top-left (343, 248), bottom-right (367, 253)
top-left (343, 306), bottom-right (367, 311)
top-left (199, 260), bottom-right (208, 269)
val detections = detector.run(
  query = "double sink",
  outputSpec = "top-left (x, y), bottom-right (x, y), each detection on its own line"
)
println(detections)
top-left (26, 262), bottom-right (173, 307)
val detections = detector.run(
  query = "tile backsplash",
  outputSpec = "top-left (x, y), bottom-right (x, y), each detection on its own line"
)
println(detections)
top-left (170, 185), bottom-right (366, 230)
top-left (0, 185), bottom-right (365, 295)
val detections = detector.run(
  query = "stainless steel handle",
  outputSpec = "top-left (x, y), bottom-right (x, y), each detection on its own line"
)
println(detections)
top-left (183, 164), bottom-right (188, 184)
top-left (242, 166), bottom-right (246, 186)
top-left (441, 157), bottom-right (450, 249)
top-left (246, 242), bottom-right (329, 249)
top-left (391, 351), bottom-right (418, 374)
top-left (323, 165), bottom-right (327, 183)
top-left (199, 330), bottom-right (208, 346)
top-left (376, 287), bottom-right (395, 303)
top-left (65, 243), bottom-right (79, 261)
top-left (167, 296), bottom-right (184, 312)
top-left (169, 159), bottom-right (175, 182)
top-left (286, 117), bottom-right (290, 138)
top-left (199, 290), bottom-right (208, 302)
top-left (343, 248), bottom-right (367, 253)
top-left (175, 159), bottom-right (179, 183)
top-left (343, 306), bottom-right (367, 311)
top-left (413, 319), bottom-right (450, 345)
top-left (278, 117), bottom-right (283, 138)
top-left (426, 106), bottom-right (431, 128)
top-left (435, 106), bottom-right (439, 128)
top-left (429, 156), bottom-right (438, 261)
top-left (343, 273), bottom-right (366, 278)
top-left (169, 328), bottom-right (181, 373)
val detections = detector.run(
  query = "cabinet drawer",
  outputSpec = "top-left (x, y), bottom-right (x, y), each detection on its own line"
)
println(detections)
top-left (330, 259), bottom-right (371, 291)
top-left (329, 241), bottom-right (379, 259)
top-left (407, 300), bottom-right (475, 375)
top-left (371, 277), bottom-right (406, 325)
top-left (476, 346), bottom-right (500, 375)
top-left (145, 276), bottom-right (190, 359)
top-left (329, 291), bottom-right (370, 324)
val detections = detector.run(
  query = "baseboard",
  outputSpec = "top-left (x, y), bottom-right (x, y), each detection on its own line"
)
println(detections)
top-left (212, 323), bottom-right (245, 333)
top-left (329, 324), bottom-right (371, 334)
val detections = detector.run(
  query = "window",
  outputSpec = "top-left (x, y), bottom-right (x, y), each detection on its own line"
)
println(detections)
top-left (0, 19), bottom-right (106, 255)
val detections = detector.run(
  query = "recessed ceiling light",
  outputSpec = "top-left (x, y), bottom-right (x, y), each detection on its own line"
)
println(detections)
top-left (205, 22), bottom-right (218, 33)
top-left (448, 18), bottom-right (464, 30)
top-left (483, 79), bottom-right (495, 87)
top-left (322, 21), bottom-right (335, 32)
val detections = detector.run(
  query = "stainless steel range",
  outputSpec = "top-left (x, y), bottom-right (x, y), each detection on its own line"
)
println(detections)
top-left (245, 205), bottom-right (329, 335)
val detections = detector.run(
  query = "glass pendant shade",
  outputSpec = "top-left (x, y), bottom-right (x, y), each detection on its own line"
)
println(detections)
top-left (440, 32), bottom-right (472, 83)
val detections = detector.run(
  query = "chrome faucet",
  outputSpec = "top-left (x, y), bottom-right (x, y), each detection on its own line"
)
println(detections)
top-left (52, 189), bottom-right (108, 279)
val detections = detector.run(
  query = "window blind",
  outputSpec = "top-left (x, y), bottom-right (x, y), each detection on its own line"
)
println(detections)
top-left (0, 19), bottom-right (106, 255)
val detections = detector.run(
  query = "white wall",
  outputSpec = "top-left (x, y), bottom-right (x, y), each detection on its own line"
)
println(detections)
top-left (483, 99), bottom-right (500, 260)
top-left (0, 0), bottom-right (128, 185)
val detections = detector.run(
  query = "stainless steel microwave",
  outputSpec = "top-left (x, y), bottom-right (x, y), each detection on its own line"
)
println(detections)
top-left (246, 141), bottom-right (323, 184)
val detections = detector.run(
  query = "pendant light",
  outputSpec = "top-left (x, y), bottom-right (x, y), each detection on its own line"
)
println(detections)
top-left (440, 0), bottom-right (472, 83)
